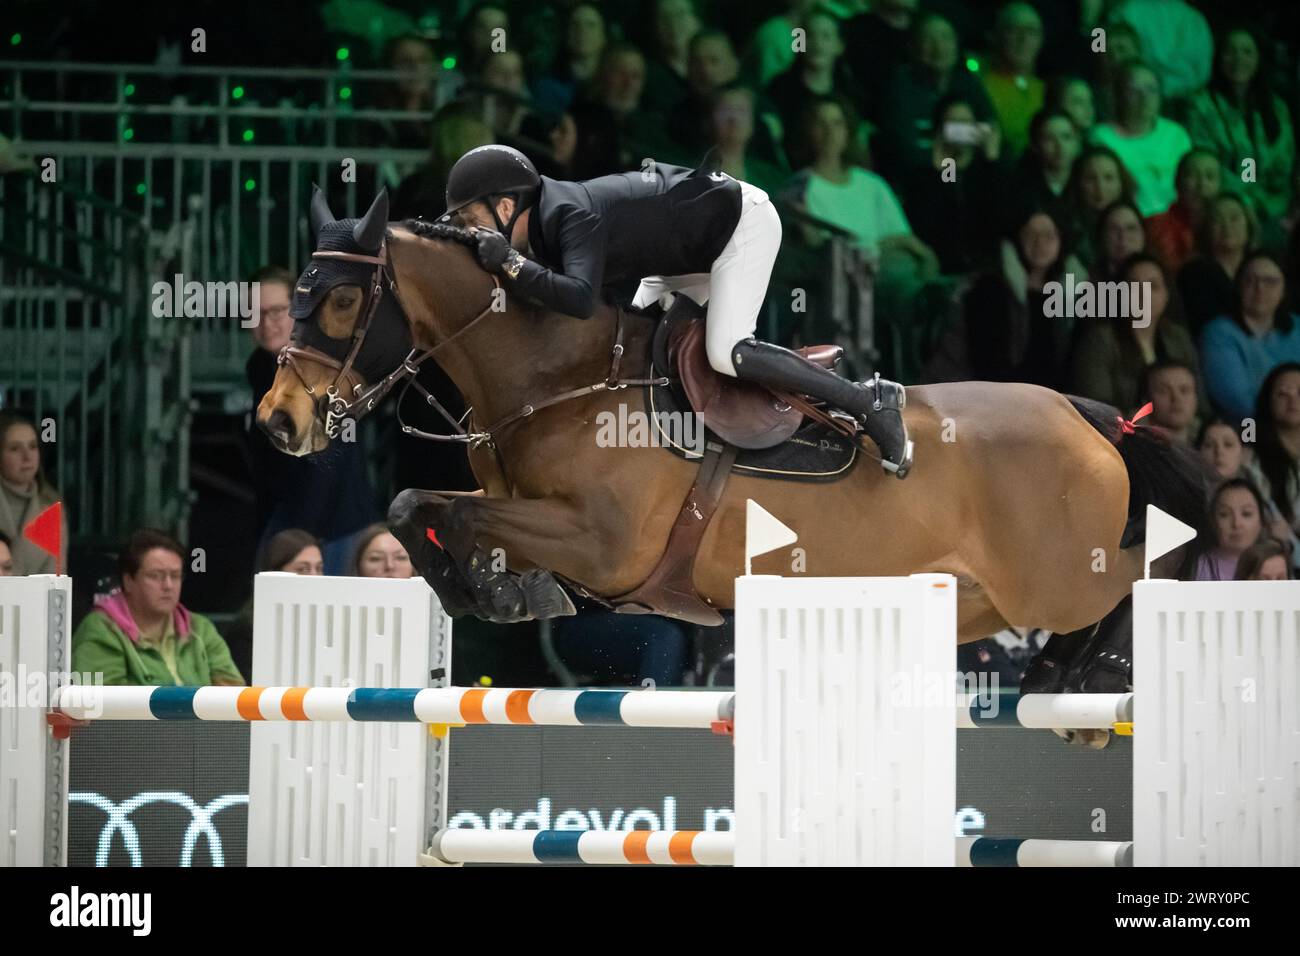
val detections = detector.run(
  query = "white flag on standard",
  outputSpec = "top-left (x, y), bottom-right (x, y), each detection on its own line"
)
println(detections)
top-left (1144, 504), bottom-right (1198, 579)
top-left (744, 499), bottom-right (798, 576)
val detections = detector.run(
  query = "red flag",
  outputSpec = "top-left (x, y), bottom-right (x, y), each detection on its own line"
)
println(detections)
top-left (23, 501), bottom-right (62, 574)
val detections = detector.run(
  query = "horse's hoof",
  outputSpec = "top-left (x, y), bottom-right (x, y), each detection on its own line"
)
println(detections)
top-left (481, 577), bottom-right (527, 622)
top-left (1054, 727), bottom-right (1112, 749)
top-left (520, 568), bottom-right (577, 619)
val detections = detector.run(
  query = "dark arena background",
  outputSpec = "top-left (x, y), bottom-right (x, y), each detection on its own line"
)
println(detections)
top-left (0, 0), bottom-right (1296, 932)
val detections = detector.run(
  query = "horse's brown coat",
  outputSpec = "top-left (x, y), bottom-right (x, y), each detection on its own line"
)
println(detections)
top-left (259, 229), bottom-right (1144, 641)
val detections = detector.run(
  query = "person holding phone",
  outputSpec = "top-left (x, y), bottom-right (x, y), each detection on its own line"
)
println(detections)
top-left (878, 11), bottom-right (995, 176)
top-left (901, 96), bottom-right (1005, 274)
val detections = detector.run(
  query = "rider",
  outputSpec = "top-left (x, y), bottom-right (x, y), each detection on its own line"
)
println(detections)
top-left (440, 144), bottom-right (913, 477)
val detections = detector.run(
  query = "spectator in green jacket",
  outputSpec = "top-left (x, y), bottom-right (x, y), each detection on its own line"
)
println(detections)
top-left (72, 528), bottom-right (244, 687)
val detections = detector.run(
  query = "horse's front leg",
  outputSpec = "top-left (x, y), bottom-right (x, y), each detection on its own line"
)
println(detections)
top-left (425, 493), bottom-right (583, 623)
top-left (387, 488), bottom-right (490, 618)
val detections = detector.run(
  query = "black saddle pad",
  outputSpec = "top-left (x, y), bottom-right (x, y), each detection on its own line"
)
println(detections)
top-left (644, 299), bottom-right (858, 483)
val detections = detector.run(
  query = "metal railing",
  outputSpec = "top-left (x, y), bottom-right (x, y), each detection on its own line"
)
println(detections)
top-left (3, 60), bottom-right (442, 384)
top-left (3, 143), bottom-right (427, 385)
top-left (0, 169), bottom-right (190, 545)
top-left (772, 199), bottom-right (879, 378)
top-left (2, 60), bottom-right (460, 148)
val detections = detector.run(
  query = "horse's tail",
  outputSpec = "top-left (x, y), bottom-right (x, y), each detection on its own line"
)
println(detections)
top-left (1066, 394), bottom-right (1213, 581)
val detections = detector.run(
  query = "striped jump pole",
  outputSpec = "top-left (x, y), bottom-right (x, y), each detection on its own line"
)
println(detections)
top-left (52, 685), bottom-right (735, 730)
top-left (957, 692), bottom-right (1134, 730)
top-left (52, 685), bottom-right (1132, 731)
top-left (957, 838), bottom-right (1133, 867)
top-left (425, 829), bottom-right (734, 866)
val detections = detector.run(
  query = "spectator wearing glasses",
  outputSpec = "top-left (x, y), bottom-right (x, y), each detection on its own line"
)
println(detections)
top-left (1201, 251), bottom-right (1300, 422)
top-left (1090, 197), bottom-right (1147, 281)
top-left (71, 529), bottom-right (244, 686)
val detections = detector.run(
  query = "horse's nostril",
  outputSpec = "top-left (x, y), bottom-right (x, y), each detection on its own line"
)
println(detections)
top-left (263, 409), bottom-right (296, 446)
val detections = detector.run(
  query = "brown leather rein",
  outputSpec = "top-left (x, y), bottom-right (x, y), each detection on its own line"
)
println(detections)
top-left (277, 236), bottom-right (668, 448)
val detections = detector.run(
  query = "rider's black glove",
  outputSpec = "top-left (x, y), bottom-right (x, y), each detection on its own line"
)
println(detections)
top-left (473, 229), bottom-right (513, 274)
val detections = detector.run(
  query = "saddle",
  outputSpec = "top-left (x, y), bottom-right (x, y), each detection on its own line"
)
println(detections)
top-left (604, 296), bottom-right (860, 626)
top-left (670, 315), bottom-right (845, 450)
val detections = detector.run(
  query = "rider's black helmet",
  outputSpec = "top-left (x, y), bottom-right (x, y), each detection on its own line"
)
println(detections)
top-left (443, 144), bottom-right (541, 233)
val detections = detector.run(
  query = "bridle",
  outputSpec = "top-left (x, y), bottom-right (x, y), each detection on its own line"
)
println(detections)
top-left (278, 236), bottom-right (504, 441)
top-left (277, 242), bottom-right (397, 439)
top-left (277, 233), bottom-right (668, 448)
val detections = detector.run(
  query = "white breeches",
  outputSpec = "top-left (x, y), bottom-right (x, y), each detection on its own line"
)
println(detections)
top-left (631, 178), bottom-right (782, 376)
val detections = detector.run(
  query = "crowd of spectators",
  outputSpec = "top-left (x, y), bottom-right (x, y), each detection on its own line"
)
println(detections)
top-left (4, 0), bottom-right (1300, 690)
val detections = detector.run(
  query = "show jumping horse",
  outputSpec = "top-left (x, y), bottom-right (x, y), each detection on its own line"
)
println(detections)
top-left (259, 190), bottom-right (1210, 687)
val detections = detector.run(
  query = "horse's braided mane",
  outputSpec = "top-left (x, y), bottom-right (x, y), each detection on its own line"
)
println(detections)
top-left (395, 216), bottom-right (621, 326)
top-left (399, 218), bottom-right (478, 249)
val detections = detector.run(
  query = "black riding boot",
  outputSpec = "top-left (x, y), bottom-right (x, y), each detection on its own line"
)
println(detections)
top-left (730, 339), bottom-right (914, 477)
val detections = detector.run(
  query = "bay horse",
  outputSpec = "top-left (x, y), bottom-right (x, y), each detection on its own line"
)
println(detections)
top-left (258, 189), bottom-right (1209, 653)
